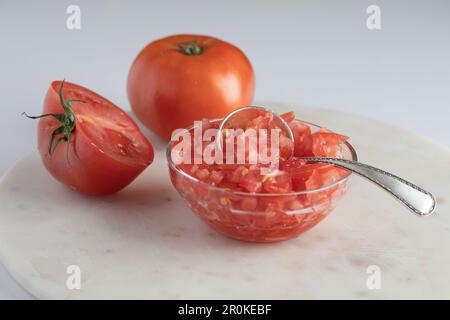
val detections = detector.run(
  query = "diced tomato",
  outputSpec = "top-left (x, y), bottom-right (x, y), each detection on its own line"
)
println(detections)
top-left (311, 129), bottom-right (348, 157)
top-left (280, 158), bottom-right (308, 171)
top-left (262, 171), bottom-right (292, 193)
top-left (172, 111), bottom-right (351, 242)
top-left (210, 170), bottom-right (225, 185)
top-left (291, 121), bottom-right (313, 157)
top-left (280, 111), bottom-right (295, 123)
top-left (241, 197), bottom-right (258, 211)
top-left (195, 168), bottom-right (210, 180)
top-left (227, 165), bottom-right (248, 183)
top-left (288, 199), bottom-right (304, 211)
top-left (279, 134), bottom-right (294, 160)
top-left (238, 173), bottom-right (263, 192)
top-left (305, 169), bottom-right (323, 190)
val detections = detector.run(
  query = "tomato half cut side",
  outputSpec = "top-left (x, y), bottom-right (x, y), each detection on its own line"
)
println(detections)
top-left (36, 81), bottom-right (154, 195)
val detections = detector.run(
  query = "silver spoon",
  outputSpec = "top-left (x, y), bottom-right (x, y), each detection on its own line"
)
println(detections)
top-left (216, 106), bottom-right (436, 216)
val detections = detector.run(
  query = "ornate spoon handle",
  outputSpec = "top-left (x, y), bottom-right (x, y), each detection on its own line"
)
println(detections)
top-left (301, 157), bottom-right (436, 216)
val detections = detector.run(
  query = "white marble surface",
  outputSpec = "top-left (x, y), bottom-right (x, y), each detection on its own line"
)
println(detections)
top-left (0, 106), bottom-right (449, 299)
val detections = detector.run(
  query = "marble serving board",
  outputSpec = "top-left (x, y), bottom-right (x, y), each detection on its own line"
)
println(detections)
top-left (0, 105), bottom-right (449, 299)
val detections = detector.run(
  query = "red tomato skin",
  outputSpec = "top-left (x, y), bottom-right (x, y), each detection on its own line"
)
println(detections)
top-left (127, 34), bottom-right (255, 140)
top-left (37, 81), bottom-right (154, 196)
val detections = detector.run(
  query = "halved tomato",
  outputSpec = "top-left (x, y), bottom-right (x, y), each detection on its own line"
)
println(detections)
top-left (30, 80), bottom-right (154, 195)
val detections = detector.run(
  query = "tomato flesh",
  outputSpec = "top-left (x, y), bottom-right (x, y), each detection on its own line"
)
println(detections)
top-left (38, 81), bottom-right (154, 195)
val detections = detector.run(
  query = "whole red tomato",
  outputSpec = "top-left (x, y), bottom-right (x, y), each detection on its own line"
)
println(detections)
top-left (127, 34), bottom-right (255, 139)
top-left (27, 80), bottom-right (154, 195)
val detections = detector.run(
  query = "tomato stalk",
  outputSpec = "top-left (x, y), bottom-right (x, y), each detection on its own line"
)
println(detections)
top-left (178, 39), bottom-right (213, 56)
top-left (23, 80), bottom-right (84, 157)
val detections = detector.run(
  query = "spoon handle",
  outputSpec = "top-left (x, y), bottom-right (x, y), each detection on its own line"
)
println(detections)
top-left (302, 157), bottom-right (436, 216)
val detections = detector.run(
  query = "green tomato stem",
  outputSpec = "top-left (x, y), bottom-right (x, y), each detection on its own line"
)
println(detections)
top-left (179, 41), bottom-right (204, 56)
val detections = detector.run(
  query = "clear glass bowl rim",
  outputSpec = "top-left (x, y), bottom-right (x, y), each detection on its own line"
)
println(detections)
top-left (166, 118), bottom-right (358, 197)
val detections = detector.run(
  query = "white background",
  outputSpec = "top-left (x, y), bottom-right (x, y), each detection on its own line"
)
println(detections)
top-left (0, 0), bottom-right (449, 299)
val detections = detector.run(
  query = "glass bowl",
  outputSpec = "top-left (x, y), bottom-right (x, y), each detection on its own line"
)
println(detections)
top-left (166, 119), bottom-right (357, 243)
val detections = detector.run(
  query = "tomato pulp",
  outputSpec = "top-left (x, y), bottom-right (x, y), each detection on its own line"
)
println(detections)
top-left (35, 81), bottom-right (154, 195)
